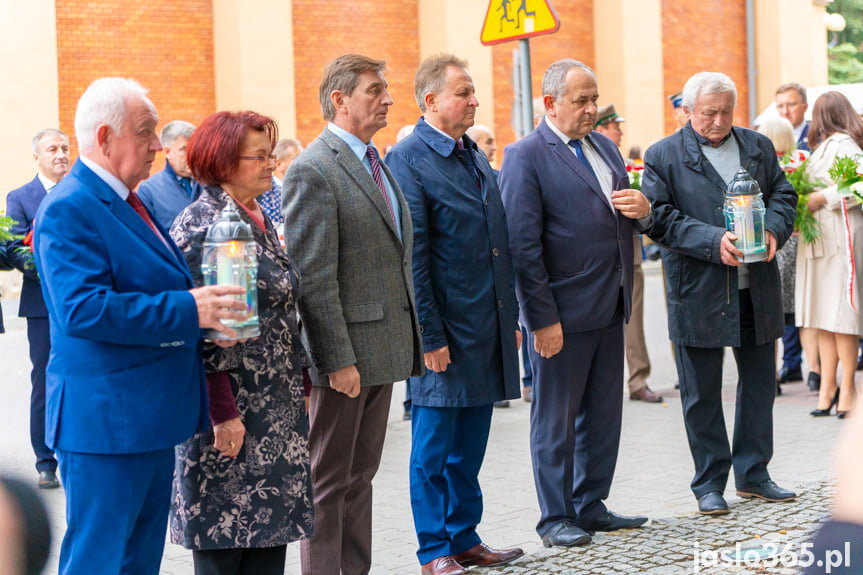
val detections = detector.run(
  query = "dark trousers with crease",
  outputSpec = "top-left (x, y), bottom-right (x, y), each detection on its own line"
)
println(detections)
top-left (528, 301), bottom-right (624, 536)
top-left (300, 383), bottom-right (392, 575)
top-left (675, 289), bottom-right (775, 498)
top-left (27, 317), bottom-right (56, 472)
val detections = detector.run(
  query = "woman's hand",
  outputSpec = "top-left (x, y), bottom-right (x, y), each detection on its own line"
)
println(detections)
top-left (807, 191), bottom-right (826, 213)
top-left (213, 417), bottom-right (245, 458)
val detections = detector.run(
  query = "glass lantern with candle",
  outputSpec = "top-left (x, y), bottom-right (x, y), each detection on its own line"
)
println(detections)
top-left (723, 168), bottom-right (768, 263)
top-left (200, 201), bottom-right (260, 340)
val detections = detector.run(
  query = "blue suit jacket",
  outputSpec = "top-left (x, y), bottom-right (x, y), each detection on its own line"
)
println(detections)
top-left (33, 160), bottom-right (208, 454)
top-left (6, 176), bottom-right (48, 317)
top-left (387, 118), bottom-right (520, 406)
top-left (137, 160), bottom-right (202, 231)
top-left (500, 120), bottom-right (636, 334)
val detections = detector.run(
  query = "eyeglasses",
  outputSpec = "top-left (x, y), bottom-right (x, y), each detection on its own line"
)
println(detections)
top-left (239, 154), bottom-right (276, 167)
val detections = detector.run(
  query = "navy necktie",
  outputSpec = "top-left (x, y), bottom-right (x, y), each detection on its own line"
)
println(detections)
top-left (456, 139), bottom-right (481, 189)
top-left (569, 139), bottom-right (599, 186)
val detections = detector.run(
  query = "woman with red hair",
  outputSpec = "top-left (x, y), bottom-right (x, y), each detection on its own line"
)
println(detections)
top-left (167, 111), bottom-right (312, 574)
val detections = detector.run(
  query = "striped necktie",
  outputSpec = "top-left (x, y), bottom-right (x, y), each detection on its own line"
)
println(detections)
top-left (365, 145), bottom-right (396, 225)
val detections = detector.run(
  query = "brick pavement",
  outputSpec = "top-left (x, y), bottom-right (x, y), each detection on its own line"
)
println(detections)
top-left (0, 266), bottom-right (852, 574)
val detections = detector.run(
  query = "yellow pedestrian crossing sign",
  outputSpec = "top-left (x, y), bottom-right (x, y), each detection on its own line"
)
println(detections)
top-left (480, 0), bottom-right (560, 46)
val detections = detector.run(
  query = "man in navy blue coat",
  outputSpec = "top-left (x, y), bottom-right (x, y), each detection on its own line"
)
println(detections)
top-left (137, 120), bottom-right (201, 230)
top-left (33, 77), bottom-right (246, 575)
top-left (387, 54), bottom-right (523, 575)
top-left (6, 128), bottom-right (70, 489)
top-left (500, 59), bottom-right (651, 548)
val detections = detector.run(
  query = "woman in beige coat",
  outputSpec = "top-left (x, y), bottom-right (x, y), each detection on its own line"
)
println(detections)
top-left (797, 91), bottom-right (863, 418)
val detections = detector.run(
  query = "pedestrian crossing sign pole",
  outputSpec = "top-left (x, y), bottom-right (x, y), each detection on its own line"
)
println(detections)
top-left (481, 0), bottom-right (559, 139)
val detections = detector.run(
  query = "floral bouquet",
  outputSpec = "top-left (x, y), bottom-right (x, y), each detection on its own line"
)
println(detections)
top-left (780, 150), bottom-right (821, 244)
top-left (0, 212), bottom-right (36, 271)
top-left (626, 163), bottom-right (644, 191)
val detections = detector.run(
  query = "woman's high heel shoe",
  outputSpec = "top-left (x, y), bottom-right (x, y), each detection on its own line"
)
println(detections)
top-left (837, 411), bottom-right (848, 419)
top-left (810, 388), bottom-right (840, 417)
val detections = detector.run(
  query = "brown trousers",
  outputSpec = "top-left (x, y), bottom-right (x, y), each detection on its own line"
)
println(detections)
top-left (300, 383), bottom-right (393, 575)
top-left (625, 236), bottom-right (651, 394)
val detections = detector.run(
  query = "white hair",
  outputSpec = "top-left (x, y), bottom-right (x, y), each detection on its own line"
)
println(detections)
top-left (396, 124), bottom-right (415, 142)
top-left (159, 120), bottom-right (195, 147)
top-left (466, 124), bottom-right (492, 140)
top-left (681, 72), bottom-right (737, 111)
top-left (74, 77), bottom-right (157, 153)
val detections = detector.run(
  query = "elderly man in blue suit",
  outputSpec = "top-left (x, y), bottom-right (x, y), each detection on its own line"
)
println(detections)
top-left (33, 77), bottom-right (247, 575)
top-left (137, 119), bottom-right (201, 230)
top-left (500, 59), bottom-right (651, 548)
top-left (387, 54), bottom-right (523, 575)
top-left (6, 128), bottom-right (70, 489)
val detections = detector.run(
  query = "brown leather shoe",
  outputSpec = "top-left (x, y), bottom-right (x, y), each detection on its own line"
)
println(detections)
top-left (421, 556), bottom-right (467, 575)
top-left (630, 386), bottom-right (662, 403)
top-left (452, 542), bottom-right (524, 567)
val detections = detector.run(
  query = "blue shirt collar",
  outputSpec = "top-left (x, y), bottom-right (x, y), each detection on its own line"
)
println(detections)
top-left (327, 122), bottom-right (380, 161)
top-left (415, 117), bottom-right (475, 157)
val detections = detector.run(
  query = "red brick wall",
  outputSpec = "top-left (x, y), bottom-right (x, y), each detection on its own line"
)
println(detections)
top-left (55, 0), bottom-right (215, 175)
top-left (662, 0), bottom-right (749, 135)
top-left (292, 0), bottom-right (420, 149)
top-left (491, 0), bottom-right (595, 154)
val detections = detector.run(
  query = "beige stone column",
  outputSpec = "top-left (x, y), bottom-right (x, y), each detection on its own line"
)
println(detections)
top-left (213, 0), bottom-right (298, 138)
top-left (417, 0), bottom-right (495, 128)
top-left (0, 1), bottom-right (60, 206)
top-left (755, 0), bottom-right (829, 114)
top-left (593, 0), bottom-right (665, 156)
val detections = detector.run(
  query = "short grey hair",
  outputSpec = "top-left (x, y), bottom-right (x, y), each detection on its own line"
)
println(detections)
top-left (319, 54), bottom-right (387, 122)
top-left (31, 129), bottom-right (68, 154)
top-left (414, 54), bottom-right (468, 113)
top-left (756, 116), bottom-right (796, 155)
top-left (776, 82), bottom-right (807, 105)
top-left (274, 138), bottom-right (302, 159)
top-left (74, 77), bottom-right (157, 153)
top-left (396, 124), bottom-right (414, 142)
top-left (681, 72), bottom-right (737, 111)
top-left (542, 59), bottom-right (595, 101)
top-left (159, 120), bottom-right (195, 147)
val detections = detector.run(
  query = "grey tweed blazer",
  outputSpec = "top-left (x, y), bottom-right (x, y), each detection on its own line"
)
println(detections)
top-left (282, 127), bottom-right (423, 387)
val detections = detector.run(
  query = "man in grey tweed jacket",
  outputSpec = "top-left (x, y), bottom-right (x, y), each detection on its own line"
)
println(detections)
top-left (282, 53), bottom-right (423, 575)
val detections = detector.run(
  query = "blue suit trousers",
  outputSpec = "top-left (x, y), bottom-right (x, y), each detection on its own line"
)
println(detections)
top-left (57, 449), bottom-right (175, 575)
top-left (409, 404), bottom-right (493, 564)
top-left (27, 317), bottom-right (55, 472)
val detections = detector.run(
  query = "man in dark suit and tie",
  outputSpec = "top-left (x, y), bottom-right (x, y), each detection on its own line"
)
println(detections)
top-left (137, 119), bottom-right (201, 230)
top-left (387, 54), bottom-right (523, 575)
top-left (500, 58), bottom-right (651, 548)
top-left (282, 54), bottom-right (423, 575)
top-left (33, 77), bottom-right (246, 575)
top-left (6, 128), bottom-right (70, 489)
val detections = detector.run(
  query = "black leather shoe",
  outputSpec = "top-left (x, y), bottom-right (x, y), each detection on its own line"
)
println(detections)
top-left (540, 520), bottom-right (591, 548)
top-left (736, 479), bottom-right (796, 502)
top-left (697, 491), bottom-right (729, 515)
top-left (808, 372), bottom-right (821, 391)
top-left (38, 470), bottom-right (60, 489)
top-left (777, 366), bottom-right (802, 383)
top-left (576, 510), bottom-right (648, 533)
top-left (494, 400), bottom-right (510, 408)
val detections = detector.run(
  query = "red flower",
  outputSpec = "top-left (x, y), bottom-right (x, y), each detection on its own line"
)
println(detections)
top-left (23, 229), bottom-right (34, 251)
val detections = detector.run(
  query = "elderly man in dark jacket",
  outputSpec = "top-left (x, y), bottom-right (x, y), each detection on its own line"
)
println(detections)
top-left (642, 72), bottom-right (798, 516)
